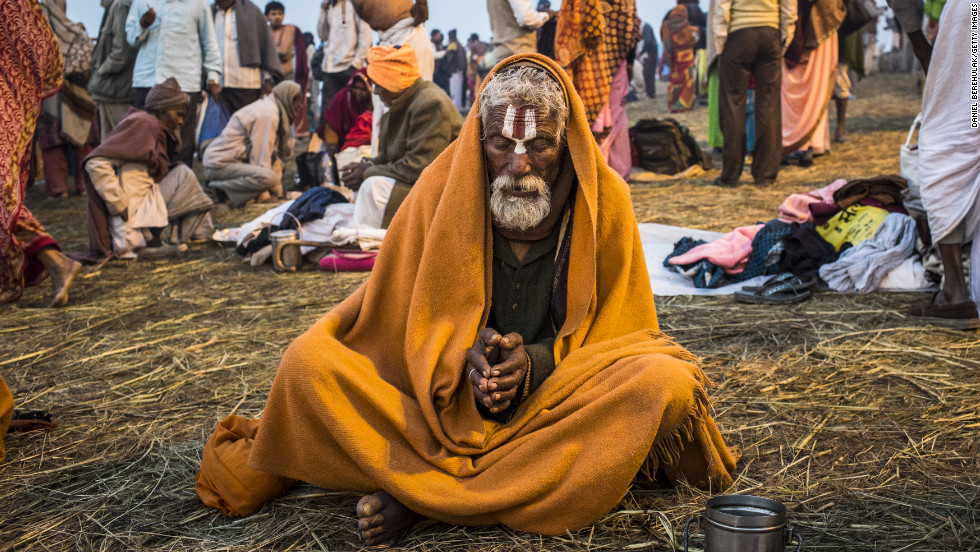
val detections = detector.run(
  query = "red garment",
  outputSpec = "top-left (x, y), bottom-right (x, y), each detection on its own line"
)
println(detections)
top-left (1, 0), bottom-right (64, 303)
top-left (341, 111), bottom-right (373, 149)
top-left (317, 68), bottom-right (372, 146)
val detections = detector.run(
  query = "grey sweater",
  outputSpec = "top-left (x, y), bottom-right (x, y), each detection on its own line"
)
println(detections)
top-left (88, 0), bottom-right (138, 103)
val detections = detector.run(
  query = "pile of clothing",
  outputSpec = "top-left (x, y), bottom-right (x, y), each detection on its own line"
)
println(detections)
top-left (664, 176), bottom-right (936, 302)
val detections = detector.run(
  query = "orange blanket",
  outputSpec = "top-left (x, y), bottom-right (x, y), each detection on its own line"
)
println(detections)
top-left (1, 376), bottom-right (13, 464)
top-left (196, 53), bottom-right (736, 533)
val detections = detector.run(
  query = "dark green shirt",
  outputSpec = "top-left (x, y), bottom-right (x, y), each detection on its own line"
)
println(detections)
top-left (484, 223), bottom-right (561, 420)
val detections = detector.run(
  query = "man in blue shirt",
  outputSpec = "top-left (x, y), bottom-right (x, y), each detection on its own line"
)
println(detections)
top-left (126, 0), bottom-right (223, 166)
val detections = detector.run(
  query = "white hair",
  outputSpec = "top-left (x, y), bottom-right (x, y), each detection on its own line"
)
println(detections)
top-left (479, 66), bottom-right (568, 141)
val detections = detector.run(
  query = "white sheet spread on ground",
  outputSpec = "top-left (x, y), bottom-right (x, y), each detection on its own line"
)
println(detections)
top-left (639, 223), bottom-right (934, 296)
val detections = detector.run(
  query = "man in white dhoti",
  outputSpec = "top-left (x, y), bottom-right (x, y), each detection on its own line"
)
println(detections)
top-left (908, 1), bottom-right (980, 329)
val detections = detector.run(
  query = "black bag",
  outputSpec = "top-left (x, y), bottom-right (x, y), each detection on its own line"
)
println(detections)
top-left (295, 151), bottom-right (340, 189)
top-left (840, 0), bottom-right (874, 35)
top-left (631, 118), bottom-right (710, 175)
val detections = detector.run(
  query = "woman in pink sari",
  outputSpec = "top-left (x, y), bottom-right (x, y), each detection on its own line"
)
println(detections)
top-left (1, 0), bottom-right (82, 307)
top-left (780, 0), bottom-right (845, 165)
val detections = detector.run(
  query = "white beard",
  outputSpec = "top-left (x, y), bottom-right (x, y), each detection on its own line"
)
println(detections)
top-left (489, 173), bottom-right (552, 231)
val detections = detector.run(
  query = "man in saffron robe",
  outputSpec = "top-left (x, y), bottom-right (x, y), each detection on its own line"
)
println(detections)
top-left (195, 53), bottom-right (736, 547)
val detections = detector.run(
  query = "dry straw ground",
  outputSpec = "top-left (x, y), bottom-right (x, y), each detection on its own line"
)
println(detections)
top-left (1, 73), bottom-right (977, 551)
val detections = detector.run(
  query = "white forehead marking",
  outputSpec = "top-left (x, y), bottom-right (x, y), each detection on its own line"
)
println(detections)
top-left (501, 105), bottom-right (537, 154)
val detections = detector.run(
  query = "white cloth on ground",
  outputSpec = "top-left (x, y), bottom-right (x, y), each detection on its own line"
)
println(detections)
top-left (819, 213), bottom-right (919, 293)
top-left (640, 222), bottom-right (933, 296)
top-left (918, 0), bottom-right (980, 303)
top-left (233, 198), bottom-right (356, 255)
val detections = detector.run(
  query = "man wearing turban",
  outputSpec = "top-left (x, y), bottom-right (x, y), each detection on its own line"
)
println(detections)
top-left (83, 78), bottom-right (216, 260)
top-left (339, 44), bottom-right (462, 229)
top-left (196, 54), bottom-right (736, 546)
top-left (202, 81), bottom-right (304, 207)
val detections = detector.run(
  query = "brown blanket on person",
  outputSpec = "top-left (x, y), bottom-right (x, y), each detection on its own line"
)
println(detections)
top-left (195, 53), bottom-right (736, 533)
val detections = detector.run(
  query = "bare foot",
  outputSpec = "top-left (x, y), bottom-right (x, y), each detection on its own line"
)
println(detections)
top-left (355, 491), bottom-right (422, 547)
top-left (48, 255), bottom-right (81, 308)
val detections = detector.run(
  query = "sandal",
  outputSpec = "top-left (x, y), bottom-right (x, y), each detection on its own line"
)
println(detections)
top-left (741, 272), bottom-right (798, 293)
top-left (734, 274), bottom-right (815, 304)
top-left (908, 297), bottom-right (980, 330)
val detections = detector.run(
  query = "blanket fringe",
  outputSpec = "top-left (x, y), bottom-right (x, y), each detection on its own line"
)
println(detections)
top-left (640, 388), bottom-right (709, 479)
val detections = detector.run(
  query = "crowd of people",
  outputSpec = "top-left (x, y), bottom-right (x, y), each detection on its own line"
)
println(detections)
top-left (0, 0), bottom-right (976, 548)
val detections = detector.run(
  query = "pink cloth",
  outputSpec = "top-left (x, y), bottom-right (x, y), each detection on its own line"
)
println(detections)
top-left (593, 61), bottom-right (631, 180)
top-left (668, 224), bottom-right (764, 274)
top-left (781, 33), bottom-right (837, 154)
top-left (778, 178), bottom-right (848, 223)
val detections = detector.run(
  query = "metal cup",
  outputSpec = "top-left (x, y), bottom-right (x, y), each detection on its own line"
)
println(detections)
top-left (270, 229), bottom-right (301, 272)
top-left (684, 495), bottom-right (802, 552)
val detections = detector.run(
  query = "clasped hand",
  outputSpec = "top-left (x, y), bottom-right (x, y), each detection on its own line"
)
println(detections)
top-left (467, 328), bottom-right (527, 415)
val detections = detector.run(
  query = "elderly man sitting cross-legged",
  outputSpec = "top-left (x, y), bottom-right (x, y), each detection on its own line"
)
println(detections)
top-left (195, 54), bottom-right (736, 547)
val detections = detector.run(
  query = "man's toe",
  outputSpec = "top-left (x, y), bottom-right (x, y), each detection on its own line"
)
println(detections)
top-left (358, 513), bottom-right (383, 531)
top-left (356, 494), bottom-right (382, 518)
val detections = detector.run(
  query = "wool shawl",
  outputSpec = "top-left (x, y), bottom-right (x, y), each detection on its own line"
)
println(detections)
top-left (197, 53), bottom-right (735, 532)
top-left (84, 108), bottom-right (170, 182)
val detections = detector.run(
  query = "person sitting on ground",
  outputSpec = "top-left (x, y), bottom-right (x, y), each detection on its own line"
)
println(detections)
top-left (202, 81), bottom-right (303, 207)
top-left (194, 53), bottom-right (736, 547)
top-left (315, 68), bottom-right (373, 154)
top-left (84, 78), bottom-right (215, 260)
top-left (340, 44), bottom-right (463, 229)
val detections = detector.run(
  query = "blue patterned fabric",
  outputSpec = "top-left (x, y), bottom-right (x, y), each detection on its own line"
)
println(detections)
top-left (663, 221), bottom-right (793, 288)
top-left (733, 220), bottom-right (793, 282)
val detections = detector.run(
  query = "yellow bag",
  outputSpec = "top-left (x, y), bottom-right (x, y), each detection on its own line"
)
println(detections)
top-left (817, 205), bottom-right (889, 251)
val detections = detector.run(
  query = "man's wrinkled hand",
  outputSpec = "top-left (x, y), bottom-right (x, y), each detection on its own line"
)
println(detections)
top-left (467, 329), bottom-right (527, 414)
top-left (207, 81), bottom-right (222, 97)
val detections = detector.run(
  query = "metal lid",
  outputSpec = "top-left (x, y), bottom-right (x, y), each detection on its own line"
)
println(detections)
top-left (705, 494), bottom-right (787, 529)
